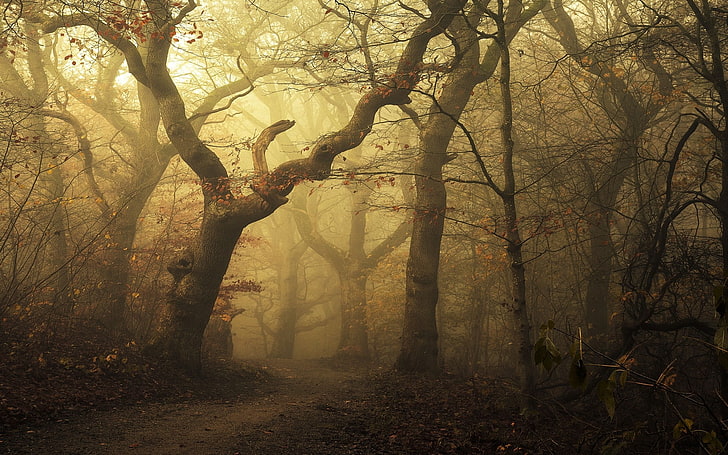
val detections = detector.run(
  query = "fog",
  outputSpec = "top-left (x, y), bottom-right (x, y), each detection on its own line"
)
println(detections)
top-left (2, 0), bottom-right (728, 451)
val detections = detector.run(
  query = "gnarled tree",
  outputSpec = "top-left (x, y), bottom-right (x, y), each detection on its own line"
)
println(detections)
top-left (34, 0), bottom-right (466, 373)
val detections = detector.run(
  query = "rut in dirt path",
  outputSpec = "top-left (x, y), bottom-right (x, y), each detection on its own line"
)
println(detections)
top-left (0, 359), bottom-right (374, 455)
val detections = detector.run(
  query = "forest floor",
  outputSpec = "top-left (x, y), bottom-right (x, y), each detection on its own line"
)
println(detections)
top-left (0, 357), bottom-right (615, 454)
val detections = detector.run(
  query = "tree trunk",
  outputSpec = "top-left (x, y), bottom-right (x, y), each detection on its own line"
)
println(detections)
top-left (294, 184), bottom-right (410, 361)
top-left (496, 4), bottom-right (536, 409)
top-left (583, 211), bottom-right (614, 335)
top-left (503, 194), bottom-right (535, 408)
top-left (97, 148), bottom-right (172, 334)
top-left (44, 148), bottom-right (73, 317)
top-left (464, 284), bottom-right (487, 376)
top-left (40, 0), bottom-right (465, 374)
top-left (269, 240), bottom-right (307, 358)
top-left (395, 0), bottom-right (545, 375)
top-left (396, 155), bottom-right (446, 374)
top-left (151, 207), bottom-right (251, 372)
top-left (542, 0), bottom-right (670, 338)
top-left (395, 13), bottom-right (482, 375)
top-left (335, 187), bottom-right (371, 360)
top-left (337, 266), bottom-right (370, 359)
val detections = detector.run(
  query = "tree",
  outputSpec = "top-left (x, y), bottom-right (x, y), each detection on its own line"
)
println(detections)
top-left (1, 0), bottom-right (294, 338)
top-left (31, 0), bottom-right (467, 373)
top-left (267, 217), bottom-right (308, 359)
top-left (293, 176), bottom-right (410, 360)
top-left (616, 0), bottom-right (728, 409)
top-left (396, 0), bottom-right (546, 387)
top-left (0, 20), bottom-right (85, 325)
top-left (542, 0), bottom-right (677, 336)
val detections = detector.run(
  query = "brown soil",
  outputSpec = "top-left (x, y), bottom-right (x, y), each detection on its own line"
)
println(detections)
top-left (0, 358), bottom-right (590, 454)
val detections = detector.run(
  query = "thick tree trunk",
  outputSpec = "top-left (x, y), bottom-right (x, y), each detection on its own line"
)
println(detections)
top-left (269, 240), bottom-right (307, 359)
top-left (151, 207), bottom-right (251, 372)
top-left (584, 212), bottom-right (614, 335)
top-left (395, 1), bottom-right (545, 375)
top-left (40, 0), bottom-right (464, 374)
top-left (395, 13), bottom-right (480, 375)
top-left (203, 307), bottom-right (243, 360)
top-left (542, 1), bottom-right (670, 338)
top-left (396, 157), bottom-right (446, 374)
top-left (335, 187), bottom-right (372, 360)
top-left (337, 267), bottom-right (370, 359)
top-left (97, 150), bottom-right (172, 334)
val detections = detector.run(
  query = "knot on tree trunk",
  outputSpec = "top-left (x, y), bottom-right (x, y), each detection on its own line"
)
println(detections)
top-left (167, 249), bottom-right (194, 283)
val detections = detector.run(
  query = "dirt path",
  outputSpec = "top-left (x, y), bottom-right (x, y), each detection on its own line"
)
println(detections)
top-left (1, 358), bottom-right (588, 454)
top-left (0, 359), bottom-right (374, 455)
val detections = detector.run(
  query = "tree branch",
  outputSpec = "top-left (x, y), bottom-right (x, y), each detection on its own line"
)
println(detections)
top-left (258, 0), bottom-right (467, 199)
top-left (364, 219), bottom-right (411, 269)
top-left (37, 13), bottom-right (149, 86)
top-left (39, 108), bottom-right (111, 216)
top-left (249, 120), bottom-right (296, 207)
top-left (291, 192), bottom-right (346, 270)
top-left (252, 120), bottom-right (296, 174)
top-left (641, 319), bottom-right (715, 336)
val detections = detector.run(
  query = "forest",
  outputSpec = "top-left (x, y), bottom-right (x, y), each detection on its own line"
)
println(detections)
top-left (1, 0), bottom-right (728, 453)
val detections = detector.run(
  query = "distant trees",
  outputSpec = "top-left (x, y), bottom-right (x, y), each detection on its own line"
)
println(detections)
top-left (20, 0), bottom-right (467, 373)
top-left (395, 0), bottom-right (546, 406)
top-left (266, 217), bottom-right (309, 359)
top-left (2, 0), bottom-right (282, 339)
top-left (542, 0), bottom-right (678, 337)
top-left (0, 21), bottom-right (91, 329)
top-left (294, 175), bottom-right (410, 360)
top-left (4, 1), bottom-right (728, 438)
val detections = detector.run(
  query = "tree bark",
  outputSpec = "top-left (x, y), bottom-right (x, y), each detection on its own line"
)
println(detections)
top-left (39, 0), bottom-right (465, 373)
top-left (395, 0), bottom-right (546, 375)
top-left (396, 146), bottom-right (447, 374)
top-left (293, 186), bottom-right (410, 361)
top-left (269, 239), bottom-right (307, 359)
top-left (497, 3), bottom-right (536, 407)
top-left (338, 266), bottom-right (370, 359)
top-left (542, 0), bottom-right (673, 337)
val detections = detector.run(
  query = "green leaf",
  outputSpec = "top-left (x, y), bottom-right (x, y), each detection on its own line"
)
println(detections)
top-left (569, 358), bottom-right (587, 390)
top-left (544, 337), bottom-right (561, 361)
top-left (702, 430), bottom-right (724, 454)
top-left (609, 369), bottom-right (628, 387)
top-left (534, 335), bottom-right (562, 372)
top-left (596, 380), bottom-right (616, 418)
top-left (538, 320), bottom-right (556, 337)
top-left (672, 418), bottom-right (693, 440)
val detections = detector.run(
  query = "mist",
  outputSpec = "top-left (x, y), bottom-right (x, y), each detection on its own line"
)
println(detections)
top-left (1, 0), bottom-right (727, 453)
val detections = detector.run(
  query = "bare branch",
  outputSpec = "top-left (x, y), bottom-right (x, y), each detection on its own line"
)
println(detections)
top-left (252, 120), bottom-right (296, 175)
top-left (187, 87), bottom-right (254, 124)
top-left (36, 13), bottom-right (149, 86)
top-left (259, 0), bottom-right (467, 198)
top-left (39, 108), bottom-right (111, 216)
